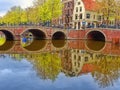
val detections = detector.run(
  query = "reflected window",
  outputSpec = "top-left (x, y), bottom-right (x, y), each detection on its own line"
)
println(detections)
top-left (85, 57), bottom-right (88, 61)
top-left (78, 62), bottom-right (80, 67)
top-left (74, 62), bottom-right (76, 66)
top-left (74, 55), bottom-right (76, 60)
top-left (76, 69), bottom-right (78, 72)
top-left (79, 56), bottom-right (81, 60)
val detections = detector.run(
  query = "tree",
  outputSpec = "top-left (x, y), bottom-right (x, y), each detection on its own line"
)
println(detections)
top-left (97, 0), bottom-right (117, 26)
top-left (20, 10), bottom-right (28, 24)
top-left (2, 6), bottom-right (23, 25)
top-left (26, 7), bottom-right (39, 25)
top-left (34, 0), bottom-right (62, 25)
top-left (114, 0), bottom-right (120, 27)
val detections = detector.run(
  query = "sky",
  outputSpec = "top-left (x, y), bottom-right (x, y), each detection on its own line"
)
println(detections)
top-left (0, 0), bottom-right (34, 17)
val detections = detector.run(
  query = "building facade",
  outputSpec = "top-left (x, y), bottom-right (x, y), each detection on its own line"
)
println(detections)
top-left (72, 0), bottom-right (101, 30)
top-left (62, 0), bottom-right (74, 29)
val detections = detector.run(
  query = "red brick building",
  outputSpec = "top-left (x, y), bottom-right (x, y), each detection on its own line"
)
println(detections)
top-left (62, 0), bottom-right (74, 29)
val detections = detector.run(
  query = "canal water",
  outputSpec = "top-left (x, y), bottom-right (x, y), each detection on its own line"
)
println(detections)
top-left (0, 40), bottom-right (120, 90)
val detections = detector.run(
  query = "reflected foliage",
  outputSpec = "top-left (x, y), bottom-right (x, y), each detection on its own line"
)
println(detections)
top-left (25, 52), bottom-right (61, 81)
top-left (91, 55), bottom-right (120, 88)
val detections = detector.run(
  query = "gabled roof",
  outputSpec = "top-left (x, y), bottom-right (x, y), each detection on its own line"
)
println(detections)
top-left (83, 0), bottom-right (98, 11)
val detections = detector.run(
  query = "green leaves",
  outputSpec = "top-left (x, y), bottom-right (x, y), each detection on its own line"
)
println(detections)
top-left (0, 0), bottom-right (62, 25)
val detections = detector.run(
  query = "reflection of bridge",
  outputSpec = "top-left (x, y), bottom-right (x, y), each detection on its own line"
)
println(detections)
top-left (0, 40), bottom-right (120, 56)
top-left (1, 26), bottom-right (120, 43)
top-left (0, 40), bottom-right (68, 54)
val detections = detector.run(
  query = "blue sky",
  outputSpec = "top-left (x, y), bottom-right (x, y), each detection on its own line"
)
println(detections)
top-left (0, 0), bottom-right (34, 16)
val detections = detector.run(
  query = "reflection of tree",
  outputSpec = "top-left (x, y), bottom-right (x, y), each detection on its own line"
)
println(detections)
top-left (61, 49), bottom-right (74, 77)
top-left (26, 52), bottom-right (61, 81)
top-left (10, 54), bottom-right (25, 61)
top-left (92, 55), bottom-right (120, 88)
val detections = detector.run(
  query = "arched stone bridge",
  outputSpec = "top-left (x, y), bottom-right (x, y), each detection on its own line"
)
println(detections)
top-left (0, 26), bottom-right (120, 43)
top-left (0, 26), bottom-right (67, 40)
top-left (69, 28), bottom-right (120, 43)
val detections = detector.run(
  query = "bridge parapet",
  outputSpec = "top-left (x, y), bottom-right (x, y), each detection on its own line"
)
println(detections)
top-left (1, 26), bottom-right (120, 42)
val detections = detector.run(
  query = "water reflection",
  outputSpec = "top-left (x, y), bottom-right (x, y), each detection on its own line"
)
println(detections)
top-left (0, 41), bottom-right (14, 51)
top-left (0, 33), bottom-right (6, 46)
top-left (8, 49), bottom-right (120, 88)
top-left (23, 40), bottom-right (47, 51)
top-left (0, 40), bottom-right (120, 90)
top-left (85, 40), bottom-right (105, 51)
top-left (52, 40), bottom-right (66, 48)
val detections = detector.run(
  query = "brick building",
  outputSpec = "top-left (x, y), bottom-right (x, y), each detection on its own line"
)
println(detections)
top-left (62, 0), bottom-right (74, 29)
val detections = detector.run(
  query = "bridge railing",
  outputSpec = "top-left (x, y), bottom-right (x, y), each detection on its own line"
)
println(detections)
top-left (1, 25), bottom-right (120, 31)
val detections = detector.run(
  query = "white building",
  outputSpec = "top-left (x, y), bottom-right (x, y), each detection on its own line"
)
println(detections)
top-left (72, 0), bottom-right (101, 30)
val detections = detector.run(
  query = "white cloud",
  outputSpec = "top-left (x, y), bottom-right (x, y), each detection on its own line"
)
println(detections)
top-left (0, 0), bottom-right (34, 16)
top-left (12, 0), bottom-right (34, 9)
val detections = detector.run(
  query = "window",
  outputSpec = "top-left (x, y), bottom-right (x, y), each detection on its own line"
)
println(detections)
top-left (80, 7), bottom-right (82, 12)
top-left (86, 13), bottom-right (90, 19)
top-left (79, 14), bottom-right (82, 19)
top-left (93, 15), bottom-right (95, 19)
top-left (98, 15), bottom-right (101, 21)
top-left (75, 14), bottom-right (78, 20)
top-left (76, 7), bottom-right (78, 12)
top-left (68, 2), bottom-right (70, 7)
top-left (70, 17), bottom-right (72, 21)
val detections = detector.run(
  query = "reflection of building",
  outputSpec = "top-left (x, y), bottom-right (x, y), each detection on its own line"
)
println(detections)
top-left (61, 48), bottom-right (99, 76)
top-left (70, 49), bottom-right (95, 76)
top-left (61, 50), bottom-right (73, 76)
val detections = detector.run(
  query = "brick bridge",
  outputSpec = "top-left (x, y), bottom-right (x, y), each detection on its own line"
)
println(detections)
top-left (0, 26), bottom-right (120, 43)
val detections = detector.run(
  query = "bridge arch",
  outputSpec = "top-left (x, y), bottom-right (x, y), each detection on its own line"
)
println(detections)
top-left (86, 30), bottom-right (106, 41)
top-left (0, 29), bottom-right (14, 40)
top-left (52, 31), bottom-right (67, 40)
top-left (21, 29), bottom-right (46, 40)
